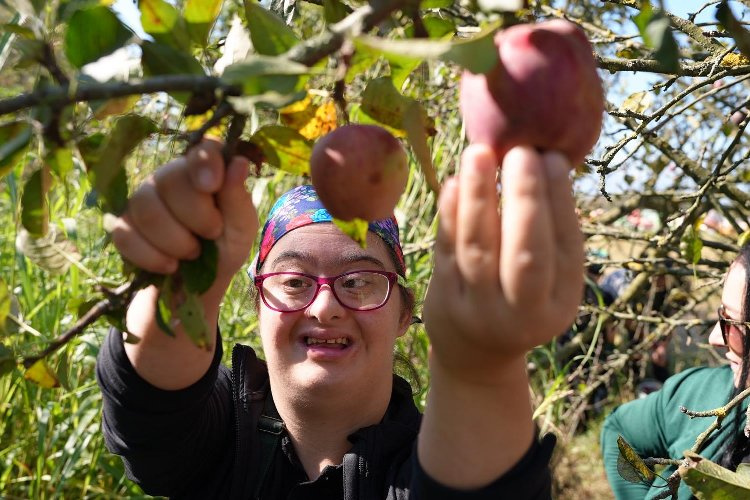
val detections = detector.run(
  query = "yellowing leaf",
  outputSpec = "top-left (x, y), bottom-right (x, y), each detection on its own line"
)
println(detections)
top-left (250, 125), bottom-right (312, 175)
top-left (184, 111), bottom-right (227, 139)
top-left (737, 230), bottom-right (750, 248)
top-left (616, 435), bottom-right (655, 484)
top-left (333, 218), bottom-right (368, 248)
top-left (24, 360), bottom-right (60, 388)
top-left (281, 97), bottom-right (337, 140)
top-left (621, 91), bottom-right (652, 114)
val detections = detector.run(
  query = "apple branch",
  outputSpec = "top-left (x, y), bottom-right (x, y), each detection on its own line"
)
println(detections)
top-left (596, 54), bottom-right (750, 76)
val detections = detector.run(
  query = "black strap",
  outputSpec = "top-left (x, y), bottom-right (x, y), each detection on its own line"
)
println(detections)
top-left (254, 393), bottom-right (285, 499)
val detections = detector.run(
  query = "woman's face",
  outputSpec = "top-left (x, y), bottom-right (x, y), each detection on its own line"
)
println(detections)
top-left (257, 224), bottom-right (410, 399)
top-left (709, 261), bottom-right (748, 387)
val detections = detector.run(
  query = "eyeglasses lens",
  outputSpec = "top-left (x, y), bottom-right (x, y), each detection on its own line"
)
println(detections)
top-left (718, 307), bottom-right (747, 353)
top-left (261, 272), bottom-right (391, 312)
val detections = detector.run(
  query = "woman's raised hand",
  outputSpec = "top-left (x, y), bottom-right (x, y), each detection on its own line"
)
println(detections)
top-left (423, 144), bottom-right (584, 381)
top-left (110, 140), bottom-right (258, 298)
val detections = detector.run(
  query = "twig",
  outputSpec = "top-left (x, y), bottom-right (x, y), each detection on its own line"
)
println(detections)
top-left (0, 75), bottom-right (235, 116)
top-left (21, 273), bottom-right (153, 368)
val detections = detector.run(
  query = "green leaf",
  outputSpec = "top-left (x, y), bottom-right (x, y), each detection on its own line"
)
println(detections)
top-left (185, 0), bottom-right (223, 47)
top-left (177, 291), bottom-right (212, 349)
top-left (156, 276), bottom-right (176, 337)
top-left (179, 238), bottom-right (218, 295)
top-left (403, 101), bottom-right (440, 195)
top-left (0, 344), bottom-right (14, 379)
top-left (21, 168), bottom-right (50, 237)
top-left (64, 5), bottom-right (132, 68)
top-left (141, 41), bottom-right (205, 103)
top-left (176, 291), bottom-right (213, 350)
top-left (91, 115), bottom-right (156, 214)
top-left (388, 55), bottom-right (423, 92)
top-left (420, 0), bottom-right (454, 8)
top-left (717, 2), bottom-right (750, 60)
top-left (250, 125), bottom-right (312, 175)
top-left (360, 77), bottom-right (433, 134)
top-left (140, 0), bottom-right (191, 50)
top-left (422, 15), bottom-right (456, 38)
top-left (354, 21), bottom-right (500, 74)
top-left (0, 278), bottom-right (10, 332)
top-left (322, 0), bottom-right (347, 24)
top-left (681, 451), bottom-right (750, 498)
top-left (633, 5), bottom-right (680, 73)
top-left (221, 55), bottom-right (309, 96)
top-left (243, 0), bottom-right (299, 56)
top-left (680, 225), bottom-right (703, 266)
top-left (0, 23), bottom-right (35, 38)
top-left (141, 40), bottom-right (205, 76)
top-left (46, 147), bottom-right (74, 179)
top-left (76, 132), bottom-right (105, 170)
top-left (616, 435), bottom-right (656, 484)
top-left (333, 218), bottom-right (368, 249)
top-left (0, 122), bottom-right (32, 179)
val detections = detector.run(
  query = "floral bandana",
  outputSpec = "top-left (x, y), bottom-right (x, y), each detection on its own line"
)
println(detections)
top-left (250, 185), bottom-right (405, 277)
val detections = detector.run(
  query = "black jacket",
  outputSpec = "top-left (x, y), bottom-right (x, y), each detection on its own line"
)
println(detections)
top-left (97, 329), bottom-right (555, 499)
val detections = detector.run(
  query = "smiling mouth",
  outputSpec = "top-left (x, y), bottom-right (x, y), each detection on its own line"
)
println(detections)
top-left (305, 337), bottom-right (350, 348)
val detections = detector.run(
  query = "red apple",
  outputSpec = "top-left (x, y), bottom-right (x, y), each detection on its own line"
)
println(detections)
top-left (460, 20), bottom-right (604, 166)
top-left (310, 124), bottom-right (408, 221)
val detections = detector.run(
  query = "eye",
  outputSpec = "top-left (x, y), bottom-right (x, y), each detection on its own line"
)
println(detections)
top-left (283, 277), bottom-right (310, 288)
top-left (341, 277), bottom-right (368, 289)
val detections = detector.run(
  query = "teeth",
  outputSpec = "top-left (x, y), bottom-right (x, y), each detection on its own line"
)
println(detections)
top-left (306, 337), bottom-right (349, 346)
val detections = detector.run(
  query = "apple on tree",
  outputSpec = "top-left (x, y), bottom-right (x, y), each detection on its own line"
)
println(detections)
top-left (310, 124), bottom-right (409, 221)
top-left (460, 20), bottom-right (604, 166)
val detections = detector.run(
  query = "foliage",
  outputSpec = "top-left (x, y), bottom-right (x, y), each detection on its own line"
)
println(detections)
top-left (0, 0), bottom-right (749, 497)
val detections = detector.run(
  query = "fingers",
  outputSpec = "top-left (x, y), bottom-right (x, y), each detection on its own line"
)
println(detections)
top-left (111, 213), bottom-right (180, 274)
top-left (455, 144), bottom-right (501, 287)
top-left (185, 139), bottom-right (225, 193)
top-left (500, 146), bottom-right (554, 306)
top-left (155, 158), bottom-right (224, 240)
top-left (543, 152), bottom-right (584, 311)
top-left (433, 177), bottom-right (459, 280)
top-left (216, 156), bottom-right (257, 265)
top-left (126, 179), bottom-right (202, 260)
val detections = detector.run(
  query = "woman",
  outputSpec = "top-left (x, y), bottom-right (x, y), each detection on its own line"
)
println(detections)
top-left (96, 140), bottom-right (583, 498)
top-left (601, 244), bottom-right (750, 499)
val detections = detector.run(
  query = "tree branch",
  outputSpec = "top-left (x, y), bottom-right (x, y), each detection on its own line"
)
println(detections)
top-left (0, 75), bottom-right (235, 117)
top-left (596, 54), bottom-right (750, 76)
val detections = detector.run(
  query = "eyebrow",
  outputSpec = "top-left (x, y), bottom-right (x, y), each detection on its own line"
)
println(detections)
top-left (269, 250), bottom-right (387, 270)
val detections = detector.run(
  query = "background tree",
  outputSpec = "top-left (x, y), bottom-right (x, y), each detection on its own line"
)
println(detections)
top-left (0, 0), bottom-right (749, 497)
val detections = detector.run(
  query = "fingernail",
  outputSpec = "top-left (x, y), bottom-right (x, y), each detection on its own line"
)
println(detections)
top-left (545, 152), bottom-right (569, 180)
top-left (198, 168), bottom-right (215, 190)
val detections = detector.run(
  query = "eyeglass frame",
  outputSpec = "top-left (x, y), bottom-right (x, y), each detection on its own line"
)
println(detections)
top-left (717, 304), bottom-right (750, 352)
top-left (253, 270), bottom-right (407, 313)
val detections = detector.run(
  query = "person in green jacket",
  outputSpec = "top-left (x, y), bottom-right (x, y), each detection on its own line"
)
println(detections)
top-left (601, 243), bottom-right (750, 499)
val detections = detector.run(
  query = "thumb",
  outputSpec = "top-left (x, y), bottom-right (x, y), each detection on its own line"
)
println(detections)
top-left (216, 156), bottom-right (258, 246)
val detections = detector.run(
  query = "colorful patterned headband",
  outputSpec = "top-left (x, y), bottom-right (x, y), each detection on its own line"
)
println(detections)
top-left (251, 185), bottom-right (405, 277)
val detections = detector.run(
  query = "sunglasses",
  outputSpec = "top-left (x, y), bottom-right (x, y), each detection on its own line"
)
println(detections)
top-left (717, 305), bottom-right (750, 353)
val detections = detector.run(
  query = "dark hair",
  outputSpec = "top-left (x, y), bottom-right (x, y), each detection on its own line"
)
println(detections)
top-left (718, 243), bottom-right (750, 470)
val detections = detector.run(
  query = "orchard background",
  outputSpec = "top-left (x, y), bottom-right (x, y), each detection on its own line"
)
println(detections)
top-left (0, 0), bottom-right (749, 497)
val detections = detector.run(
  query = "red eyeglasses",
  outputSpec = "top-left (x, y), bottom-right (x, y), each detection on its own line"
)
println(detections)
top-left (254, 270), bottom-right (404, 313)
top-left (717, 305), bottom-right (749, 354)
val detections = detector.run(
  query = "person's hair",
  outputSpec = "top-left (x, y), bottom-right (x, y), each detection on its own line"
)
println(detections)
top-left (718, 243), bottom-right (750, 470)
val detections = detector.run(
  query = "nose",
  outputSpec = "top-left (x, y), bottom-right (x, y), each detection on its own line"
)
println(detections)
top-left (708, 321), bottom-right (725, 348)
top-left (305, 284), bottom-right (346, 322)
